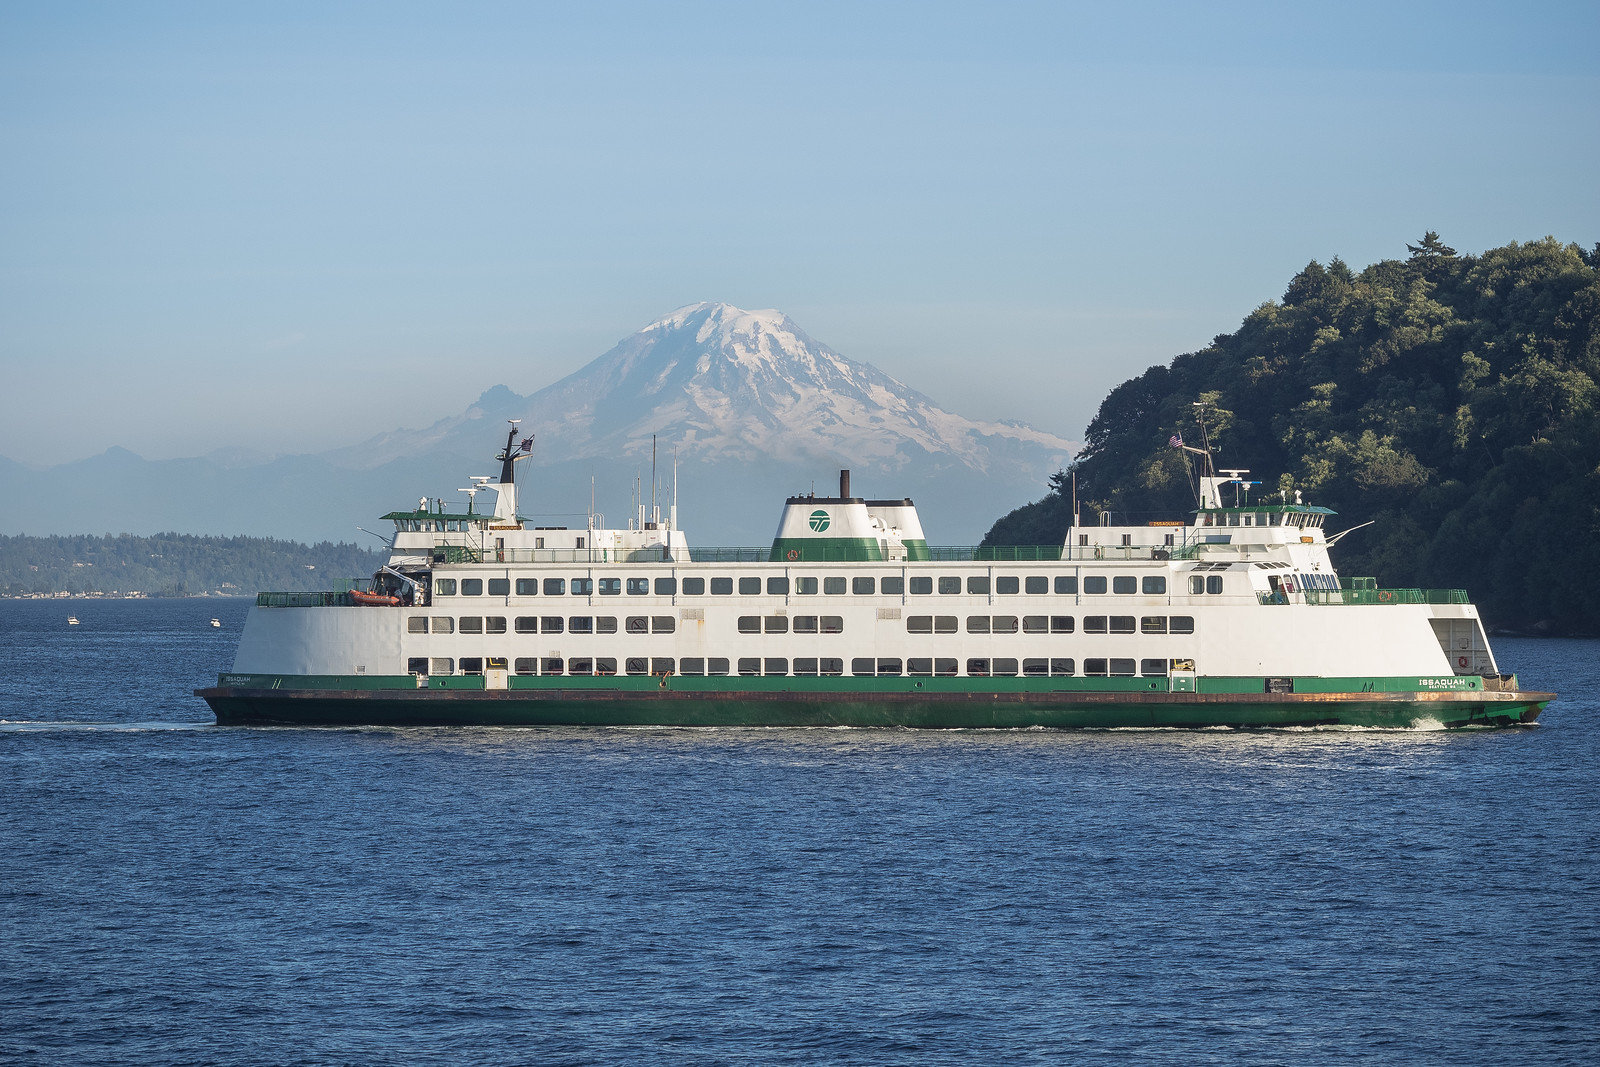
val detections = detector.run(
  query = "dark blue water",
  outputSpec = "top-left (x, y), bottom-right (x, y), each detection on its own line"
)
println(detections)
top-left (2, 599), bottom-right (1597, 1065)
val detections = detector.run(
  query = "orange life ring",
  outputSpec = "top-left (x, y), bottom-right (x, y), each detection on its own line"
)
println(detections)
top-left (786, 549), bottom-right (800, 561)
top-left (1457, 655), bottom-right (1469, 668)
top-left (1377, 590), bottom-right (1393, 602)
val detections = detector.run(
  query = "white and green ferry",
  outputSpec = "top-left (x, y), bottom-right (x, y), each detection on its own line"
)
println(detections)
top-left (200, 424), bottom-right (1551, 728)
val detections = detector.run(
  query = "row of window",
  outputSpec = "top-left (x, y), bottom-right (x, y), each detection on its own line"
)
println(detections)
top-left (1198, 510), bottom-right (1323, 528)
top-left (412, 656), bottom-right (1180, 678)
top-left (432, 573), bottom-right (1182, 598)
top-left (410, 615), bottom-right (680, 635)
top-left (907, 614), bottom-right (1196, 635)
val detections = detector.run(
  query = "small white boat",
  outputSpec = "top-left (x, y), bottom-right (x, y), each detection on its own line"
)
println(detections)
top-left (67, 616), bottom-right (79, 626)
top-left (210, 618), bottom-right (221, 628)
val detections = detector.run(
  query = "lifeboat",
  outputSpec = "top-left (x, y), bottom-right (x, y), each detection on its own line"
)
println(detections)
top-left (348, 589), bottom-right (403, 607)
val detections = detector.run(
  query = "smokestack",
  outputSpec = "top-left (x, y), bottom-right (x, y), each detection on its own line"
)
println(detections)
top-left (839, 469), bottom-right (851, 499)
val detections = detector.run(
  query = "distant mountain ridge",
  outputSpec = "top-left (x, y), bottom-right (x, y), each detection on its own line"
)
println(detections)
top-left (2, 303), bottom-right (1076, 545)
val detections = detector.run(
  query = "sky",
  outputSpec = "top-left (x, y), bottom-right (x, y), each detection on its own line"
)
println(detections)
top-left (2, 0), bottom-right (1597, 467)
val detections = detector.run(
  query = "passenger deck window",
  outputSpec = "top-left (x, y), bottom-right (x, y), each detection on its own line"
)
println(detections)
top-left (408, 617), bottom-right (428, 634)
top-left (682, 577), bottom-right (706, 595)
top-left (1143, 576), bottom-right (1167, 594)
top-left (1025, 576), bottom-right (1047, 595)
top-left (434, 578), bottom-right (456, 596)
top-left (546, 578), bottom-right (567, 596)
top-left (1055, 576), bottom-right (1077, 594)
top-left (1110, 616), bottom-right (1135, 634)
top-left (571, 578), bottom-right (593, 595)
top-left (711, 577), bottom-right (733, 595)
top-left (882, 576), bottom-right (904, 595)
top-left (655, 577), bottom-right (677, 596)
top-left (739, 577), bottom-right (760, 595)
top-left (627, 578), bottom-right (649, 595)
top-left (1142, 616), bottom-right (1167, 634)
top-left (1085, 616), bottom-right (1107, 634)
top-left (996, 576), bottom-right (1019, 595)
top-left (1141, 659), bottom-right (1168, 677)
top-left (1170, 616), bottom-right (1195, 634)
top-left (853, 577), bottom-right (875, 595)
top-left (796, 577), bottom-right (818, 595)
top-left (515, 616), bottom-right (536, 633)
top-left (794, 616), bottom-right (819, 633)
top-left (597, 578), bottom-right (619, 596)
top-left (459, 617), bottom-right (483, 634)
top-left (910, 576), bottom-right (933, 595)
top-left (488, 578), bottom-right (509, 596)
top-left (968, 576), bottom-right (990, 594)
top-left (824, 576), bottom-right (846, 595)
top-left (1084, 576), bottom-right (1107, 594)
top-left (461, 579), bottom-right (483, 596)
top-left (768, 577), bottom-right (789, 595)
top-left (1112, 576), bottom-right (1135, 594)
top-left (938, 576), bottom-right (961, 594)
top-left (515, 578), bottom-right (538, 595)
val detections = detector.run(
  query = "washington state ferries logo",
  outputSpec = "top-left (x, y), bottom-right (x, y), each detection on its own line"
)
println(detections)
top-left (809, 509), bottom-right (831, 532)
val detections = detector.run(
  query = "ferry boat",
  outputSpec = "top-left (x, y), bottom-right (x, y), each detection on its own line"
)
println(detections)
top-left (198, 423), bottom-right (1552, 729)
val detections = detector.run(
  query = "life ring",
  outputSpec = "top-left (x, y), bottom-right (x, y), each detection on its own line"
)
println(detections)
top-left (1377, 590), bottom-right (1393, 602)
top-left (1457, 655), bottom-right (1469, 668)
top-left (786, 549), bottom-right (800, 561)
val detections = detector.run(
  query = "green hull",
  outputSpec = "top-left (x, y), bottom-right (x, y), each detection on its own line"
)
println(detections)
top-left (198, 680), bottom-right (1549, 730)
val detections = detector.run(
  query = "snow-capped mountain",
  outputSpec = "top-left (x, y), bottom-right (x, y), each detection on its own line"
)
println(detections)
top-left (3, 303), bottom-right (1078, 545)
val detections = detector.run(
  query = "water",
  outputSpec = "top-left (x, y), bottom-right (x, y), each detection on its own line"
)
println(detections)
top-left (2, 599), bottom-right (1597, 1065)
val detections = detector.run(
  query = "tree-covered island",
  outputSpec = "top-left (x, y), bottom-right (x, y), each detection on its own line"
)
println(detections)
top-left (985, 235), bottom-right (1600, 635)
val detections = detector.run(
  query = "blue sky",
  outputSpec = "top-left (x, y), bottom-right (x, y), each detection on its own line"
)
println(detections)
top-left (2, 1), bottom-right (1596, 466)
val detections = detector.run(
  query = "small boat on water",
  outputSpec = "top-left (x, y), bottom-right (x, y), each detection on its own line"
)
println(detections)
top-left (199, 421), bottom-right (1555, 729)
top-left (210, 618), bottom-right (222, 628)
top-left (67, 616), bottom-right (79, 627)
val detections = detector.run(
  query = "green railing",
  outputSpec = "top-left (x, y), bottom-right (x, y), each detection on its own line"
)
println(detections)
top-left (256, 591), bottom-right (357, 607)
top-left (1302, 588), bottom-right (1470, 606)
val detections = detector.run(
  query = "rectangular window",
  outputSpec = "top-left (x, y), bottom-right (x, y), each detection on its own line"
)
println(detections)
top-left (1023, 615), bottom-right (1048, 634)
top-left (794, 615), bottom-right (819, 633)
top-left (935, 616), bottom-right (958, 634)
top-left (707, 658), bottom-right (730, 676)
top-left (1207, 575), bottom-right (1224, 594)
top-left (460, 657), bottom-right (484, 674)
top-left (597, 578), bottom-right (620, 596)
top-left (1110, 658), bottom-right (1137, 677)
top-left (652, 616), bottom-right (675, 634)
top-left (627, 577), bottom-right (649, 595)
top-left (1055, 576), bottom-right (1077, 594)
top-left (545, 578), bottom-right (567, 596)
top-left (681, 577), bottom-right (705, 595)
top-left (569, 658), bottom-right (593, 675)
top-left (431, 657), bottom-right (454, 675)
top-left (542, 616), bottom-right (564, 634)
top-left (764, 616), bottom-right (788, 634)
top-left (767, 576), bottom-right (789, 595)
top-left (435, 578), bottom-right (456, 596)
top-left (853, 577), bottom-right (875, 595)
top-left (1170, 616), bottom-right (1195, 634)
top-left (1189, 575), bottom-right (1205, 595)
top-left (1085, 658), bottom-right (1108, 677)
top-left (1141, 658), bottom-right (1168, 677)
top-left (935, 658), bottom-right (958, 677)
top-left (571, 578), bottom-right (593, 595)
top-left (1084, 616), bottom-right (1107, 634)
top-left (655, 577), bottom-right (676, 596)
top-left (992, 658), bottom-right (1018, 676)
top-left (652, 657), bottom-right (675, 675)
top-left (881, 576), bottom-right (905, 595)
top-left (1143, 576), bottom-right (1167, 595)
top-left (408, 616), bottom-right (429, 634)
top-left (1051, 658), bottom-right (1075, 676)
top-left (1110, 616), bottom-right (1136, 634)
top-left (408, 657), bottom-right (429, 675)
top-left (1141, 616), bottom-right (1167, 635)
top-left (515, 616), bottom-right (536, 634)
top-left (1084, 575), bottom-right (1107, 594)
top-left (1025, 576), bottom-right (1048, 595)
top-left (996, 576), bottom-right (1019, 595)
top-left (876, 658), bottom-right (902, 676)
top-left (569, 616), bottom-right (593, 634)
top-left (739, 577), bottom-right (761, 595)
top-left (967, 575), bottom-right (990, 594)
top-left (513, 657), bottom-right (536, 675)
top-left (738, 657), bottom-right (761, 676)
top-left (596, 616), bottom-right (618, 634)
top-left (824, 576), bottom-right (846, 595)
top-left (819, 658), bottom-right (844, 677)
top-left (820, 616), bottom-right (844, 634)
top-left (461, 579), bottom-right (483, 596)
top-left (595, 658), bottom-right (617, 676)
top-left (796, 576), bottom-right (818, 595)
top-left (626, 657), bottom-right (650, 676)
top-left (625, 616), bottom-right (647, 634)
top-left (486, 616), bottom-right (506, 634)
top-left (459, 616), bottom-right (484, 634)
top-left (907, 615), bottom-right (933, 634)
top-left (711, 577), bottom-right (733, 595)
top-left (541, 658), bottom-right (563, 676)
top-left (851, 657), bottom-right (875, 676)
top-left (1024, 658), bottom-right (1050, 676)
top-left (738, 616), bottom-right (760, 634)
top-left (992, 616), bottom-right (1018, 634)
top-left (909, 576), bottom-right (933, 595)
top-left (908, 658), bottom-right (933, 676)
top-left (1112, 575), bottom-right (1136, 594)
top-left (966, 658), bottom-right (990, 676)
top-left (1051, 616), bottom-right (1075, 633)
top-left (932, 575), bottom-right (957, 594)
top-left (793, 658), bottom-right (818, 676)
top-left (515, 578), bottom-right (538, 595)
top-left (488, 578), bottom-right (510, 596)
top-left (679, 658), bottom-right (705, 676)
top-left (431, 617), bottom-right (454, 634)
top-left (966, 616), bottom-right (991, 634)
top-left (763, 658), bottom-right (786, 676)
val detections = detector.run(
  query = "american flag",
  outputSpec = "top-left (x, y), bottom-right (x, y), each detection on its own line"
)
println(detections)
top-left (1169, 433), bottom-right (1183, 448)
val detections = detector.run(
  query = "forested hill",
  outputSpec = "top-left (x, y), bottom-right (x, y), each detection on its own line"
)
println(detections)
top-left (0, 533), bottom-right (384, 597)
top-left (984, 235), bottom-right (1600, 635)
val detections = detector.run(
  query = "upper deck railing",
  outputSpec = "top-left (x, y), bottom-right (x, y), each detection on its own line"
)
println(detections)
top-left (411, 543), bottom-right (1201, 565)
top-left (1257, 588), bottom-right (1470, 606)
